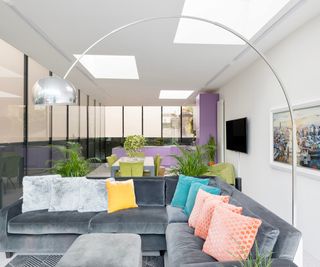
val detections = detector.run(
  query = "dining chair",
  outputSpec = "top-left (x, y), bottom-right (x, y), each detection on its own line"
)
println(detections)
top-left (106, 154), bottom-right (118, 167)
top-left (119, 162), bottom-right (133, 177)
top-left (131, 152), bottom-right (145, 158)
top-left (131, 161), bottom-right (144, 177)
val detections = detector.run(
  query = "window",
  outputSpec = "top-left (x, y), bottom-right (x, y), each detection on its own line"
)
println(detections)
top-left (101, 105), bottom-right (105, 138)
top-left (28, 58), bottom-right (50, 142)
top-left (162, 106), bottom-right (181, 138)
top-left (124, 106), bottom-right (142, 136)
top-left (68, 92), bottom-right (79, 140)
top-left (143, 106), bottom-right (161, 137)
top-left (79, 91), bottom-right (87, 139)
top-left (88, 98), bottom-right (95, 139)
top-left (0, 39), bottom-right (24, 143)
top-left (95, 104), bottom-right (101, 138)
top-left (182, 106), bottom-right (195, 138)
top-left (105, 106), bottom-right (122, 137)
top-left (52, 104), bottom-right (67, 141)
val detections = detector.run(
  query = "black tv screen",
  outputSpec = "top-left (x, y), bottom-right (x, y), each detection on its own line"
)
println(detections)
top-left (226, 118), bottom-right (247, 153)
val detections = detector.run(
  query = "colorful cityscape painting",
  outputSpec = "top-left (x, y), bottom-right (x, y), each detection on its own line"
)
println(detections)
top-left (273, 104), bottom-right (320, 171)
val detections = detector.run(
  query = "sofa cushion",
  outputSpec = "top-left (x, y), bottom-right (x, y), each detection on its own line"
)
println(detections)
top-left (229, 197), bottom-right (280, 258)
top-left (89, 206), bottom-right (167, 234)
top-left (166, 205), bottom-right (188, 224)
top-left (22, 174), bottom-right (61, 213)
top-left (49, 177), bottom-right (85, 212)
top-left (171, 175), bottom-right (209, 209)
top-left (8, 210), bottom-right (97, 234)
top-left (166, 223), bottom-right (215, 267)
top-left (78, 178), bottom-right (114, 212)
top-left (117, 178), bottom-right (165, 206)
top-left (165, 177), bottom-right (178, 205)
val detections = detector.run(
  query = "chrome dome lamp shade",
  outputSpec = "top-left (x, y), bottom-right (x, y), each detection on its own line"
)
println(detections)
top-left (32, 76), bottom-right (77, 105)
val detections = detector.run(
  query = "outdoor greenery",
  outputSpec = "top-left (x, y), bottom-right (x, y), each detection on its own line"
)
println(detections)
top-left (51, 142), bottom-right (99, 177)
top-left (205, 135), bottom-right (216, 164)
top-left (170, 145), bottom-right (209, 176)
top-left (124, 135), bottom-right (146, 157)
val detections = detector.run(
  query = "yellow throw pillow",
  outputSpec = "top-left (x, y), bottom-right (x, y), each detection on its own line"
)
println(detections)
top-left (106, 179), bottom-right (138, 213)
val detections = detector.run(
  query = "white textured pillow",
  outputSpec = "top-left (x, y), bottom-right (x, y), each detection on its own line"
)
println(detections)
top-left (78, 178), bottom-right (115, 212)
top-left (49, 177), bottom-right (85, 212)
top-left (22, 174), bottom-right (62, 213)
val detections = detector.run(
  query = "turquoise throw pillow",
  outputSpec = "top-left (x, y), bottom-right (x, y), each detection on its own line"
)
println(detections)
top-left (183, 183), bottom-right (221, 217)
top-left (171, 175), bottom-right (209, 209)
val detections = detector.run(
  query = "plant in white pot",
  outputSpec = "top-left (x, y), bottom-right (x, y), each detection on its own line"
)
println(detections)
top-left (124, 135), bottom-right (146, 158)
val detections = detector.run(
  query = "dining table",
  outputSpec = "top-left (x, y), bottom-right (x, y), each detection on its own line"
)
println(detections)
top-left (111, 156), bottom-right (155, 177)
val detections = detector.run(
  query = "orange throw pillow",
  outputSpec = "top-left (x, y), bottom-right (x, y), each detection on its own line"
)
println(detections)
top-left (203, 206), bottom-right (262, 261)
top-left (188, 189), bottom-right (229, 228)
top-left (195, 199), bottom-right (242, 239)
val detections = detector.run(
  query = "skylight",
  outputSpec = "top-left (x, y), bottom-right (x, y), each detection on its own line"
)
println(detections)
top-left (174, 0), bottom-right (292, 45)
top-left (159, 90), bottom-right (194, 99)
top-left (74, 55), bottom-right (139, 79)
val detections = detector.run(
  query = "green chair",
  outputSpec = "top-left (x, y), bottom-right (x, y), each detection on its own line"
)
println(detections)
top-left (106, 154), bottom-right (118, 167)
top-left (131, 152), bottom-right (145, 158)
top-left (119, 162), bottom-right (132, 177)
top-left (205, 162), bottom-right (236, 185)
top-left (154, 154), bottom-right (162, 176)
top-left (131, 161), bottom-right (144, 177)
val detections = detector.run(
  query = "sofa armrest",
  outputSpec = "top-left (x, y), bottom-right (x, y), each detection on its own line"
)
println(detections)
top-left (0, 199), bottom-right (22, 250)
top-left (181, 259), bottom-right (298, 267)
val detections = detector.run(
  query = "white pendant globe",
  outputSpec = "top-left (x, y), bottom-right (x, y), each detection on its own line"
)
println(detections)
top-left (32, 76), bottom-right (77, 105)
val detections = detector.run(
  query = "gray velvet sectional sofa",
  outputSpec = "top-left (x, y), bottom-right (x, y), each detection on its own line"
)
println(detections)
top-left (0, 176), bottom-right (301, 266)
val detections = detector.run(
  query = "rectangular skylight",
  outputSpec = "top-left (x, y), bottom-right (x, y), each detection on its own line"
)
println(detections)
top-left (174, 0), bottom-right (291, 45)
top-left (74, 54), bottom-right (139, 79)
top-left (159, 90), bottom-right (194, 99)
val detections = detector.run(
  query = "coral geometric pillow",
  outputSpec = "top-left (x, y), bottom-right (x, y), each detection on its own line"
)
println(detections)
top-left (203, 206), bottom-right (262, 261)
top-left (188, 189), bottom-right (229, 228)
top-left (195, 199), bottom-right (243, 239)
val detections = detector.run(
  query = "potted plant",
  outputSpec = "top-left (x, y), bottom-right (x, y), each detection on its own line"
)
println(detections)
top-left (51, 142), bottom-right (99, 177)
top-left (124, 135), bottom-right (146, 158)
top-left (205, 135), bottom-right (216, 166)
top-left (170, 145), bottom-right (209, 176)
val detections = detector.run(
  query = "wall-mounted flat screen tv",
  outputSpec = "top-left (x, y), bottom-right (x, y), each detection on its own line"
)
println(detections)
top-left (226, 117), bottom-right (247, 153)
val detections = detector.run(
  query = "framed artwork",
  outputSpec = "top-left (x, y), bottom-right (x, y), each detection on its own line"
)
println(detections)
top-left (270, 101), bottom-right (320, 177)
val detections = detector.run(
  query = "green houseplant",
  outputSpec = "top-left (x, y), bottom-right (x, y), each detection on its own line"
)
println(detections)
top-left (205, 135), bottom-right (216, 166)
top-left (51, 142), bottom-right (99, 177)
top-left (124, 135), bottom-right (146, 157)
top-left (170, 145), bottom-right (209, 176)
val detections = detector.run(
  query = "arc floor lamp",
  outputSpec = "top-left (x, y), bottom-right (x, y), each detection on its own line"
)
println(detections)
top-left (32, 15), bottom-right (297, 226)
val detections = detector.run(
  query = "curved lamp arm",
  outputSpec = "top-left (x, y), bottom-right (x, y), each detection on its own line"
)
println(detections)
top-left (63, 15), bottom-right (297, 226)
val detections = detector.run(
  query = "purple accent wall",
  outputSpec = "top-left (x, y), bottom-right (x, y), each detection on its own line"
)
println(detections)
top-left (196, 93), bottom-right (219, 147)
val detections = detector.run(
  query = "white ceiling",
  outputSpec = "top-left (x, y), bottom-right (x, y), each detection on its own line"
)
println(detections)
top-left (1, 0), bottom-right (320, 105)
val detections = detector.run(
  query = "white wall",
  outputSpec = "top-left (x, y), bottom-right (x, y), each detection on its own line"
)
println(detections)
top-left (218, 15), bottom-right (320, 263)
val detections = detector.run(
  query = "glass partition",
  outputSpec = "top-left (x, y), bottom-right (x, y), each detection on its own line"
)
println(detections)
top-left (68, 96), bottom-right (79, 140)
top-left (162, 106), bottom-right (181, 139)
top-left (143, 106), bottom-right (161, 137)
top-left (0, 39), bottom-right (24, 208)
top-left (182, 106), bottom-right (194, 138)
top-left (105, 106), bottom-right (123, 137)
top-left (124, 106), bottom-right (142, 136)
top-left (28, 58), bottom-right (50, 142)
